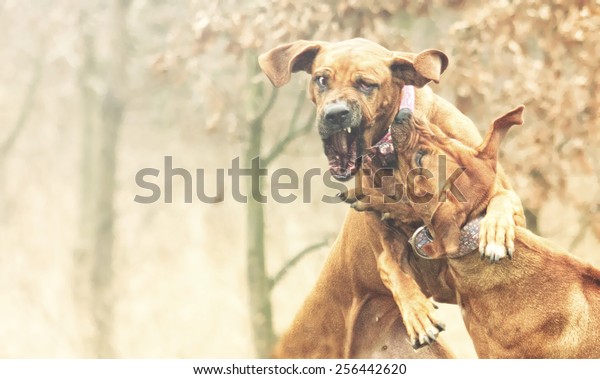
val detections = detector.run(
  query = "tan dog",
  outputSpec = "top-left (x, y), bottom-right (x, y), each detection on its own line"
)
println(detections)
top-left (259, 39), bottom-right (524, 357)
top-left (346, 106), bottom-right (600, 358)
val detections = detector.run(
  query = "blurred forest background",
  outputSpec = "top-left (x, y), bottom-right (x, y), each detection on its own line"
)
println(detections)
top-left (1, 0), bottom-right (598, 358)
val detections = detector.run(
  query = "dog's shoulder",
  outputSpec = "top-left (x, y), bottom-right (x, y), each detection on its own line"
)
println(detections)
top-left (414, 86), bottom-right (482, 147)
top-left (516, 227), bottom-right (600, 278)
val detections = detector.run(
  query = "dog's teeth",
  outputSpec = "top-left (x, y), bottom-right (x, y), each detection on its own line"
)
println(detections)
top-left (346, 127), bottom-right (351, 133)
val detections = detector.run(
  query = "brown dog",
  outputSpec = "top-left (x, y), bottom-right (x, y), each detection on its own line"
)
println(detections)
top-left (347, 106), bottom-right (600, 358)
top-left (259, 39), bottom-right (524, 357)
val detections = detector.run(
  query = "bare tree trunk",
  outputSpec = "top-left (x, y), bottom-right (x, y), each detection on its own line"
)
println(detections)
top-left (242, 52), bottom-right (320, 357)
top-left (76, 0), bottom-right (130, 358)
top-left (245, 53), bottom-right (275, 358)
top-left (77, 9), bottom-right (97, 255)
top-left (75, 6), bottom-right (97, 356)
top-left (91, 0), bottom-right (130, 358)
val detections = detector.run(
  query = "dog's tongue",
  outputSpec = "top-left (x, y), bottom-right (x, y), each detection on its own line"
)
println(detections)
top-left (333, 131), bottom-right (348, 153)
top-left (326, 131), bottom-right (357, 181)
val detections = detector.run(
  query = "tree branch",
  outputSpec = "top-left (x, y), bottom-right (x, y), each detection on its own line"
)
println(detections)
top-left (263, 108), bottom-right (315, 166)
top-left (0, 55), bottom-right (44, 160)
top-left (262, 89), bottom-right (312, 165)
top-left (270, 238), bottom-right (330, 289)
top-left (263, 111), bottom-right (315, 166)
top-left (251, 86), bottom-right (278, 124)
top-left (286, 88), bottom-right (307, 133)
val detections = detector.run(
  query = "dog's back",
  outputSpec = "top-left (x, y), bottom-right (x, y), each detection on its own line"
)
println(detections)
top-left (454, 227), bottom-right (600, 358)
top-left (518, 228), bottom-right (600, 357)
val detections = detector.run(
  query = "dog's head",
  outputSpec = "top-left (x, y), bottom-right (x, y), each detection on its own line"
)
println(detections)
top-left (259, 38), bottom-right (448, 181)
top-left (390, 106), bottom-right (525, 257)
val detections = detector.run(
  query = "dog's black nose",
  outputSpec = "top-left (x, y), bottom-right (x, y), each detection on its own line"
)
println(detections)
top-left (324, 103), bottom-right (350, 125)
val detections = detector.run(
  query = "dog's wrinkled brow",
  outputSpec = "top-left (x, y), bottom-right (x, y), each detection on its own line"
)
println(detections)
top-left (392, 115), bottom-right (426, 153)
top-left (393, 123), bottom-right (415, 152)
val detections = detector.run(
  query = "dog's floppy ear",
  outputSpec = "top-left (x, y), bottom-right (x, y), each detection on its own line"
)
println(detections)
top-left (389, 49), bottom-right (449, 88)
top-left (476, 105), bottom-right (525, 161)
top-left (258, 40), bottom-right (323, 87)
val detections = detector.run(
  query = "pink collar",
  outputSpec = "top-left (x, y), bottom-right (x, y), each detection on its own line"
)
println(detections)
top-left (366, 85), bottom-right (415, 165)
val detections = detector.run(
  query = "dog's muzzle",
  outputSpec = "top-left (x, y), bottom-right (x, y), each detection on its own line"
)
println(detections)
top-left (319, 100), bottom-right (362, 181)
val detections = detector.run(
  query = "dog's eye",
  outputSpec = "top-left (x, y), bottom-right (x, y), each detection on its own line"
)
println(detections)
top-left (415, 150), bottom-right (427, 167)
top-left (356, 80), bottom-right (377, 94)
top-left (315, 76), bottom-right (328, 89)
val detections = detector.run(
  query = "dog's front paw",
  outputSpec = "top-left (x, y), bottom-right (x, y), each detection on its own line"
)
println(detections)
top-left (337, 188), bottom-right (377, 212)
top-left (479, 212), bottom-right (516, 263)
top-left (400, 296), bottom-right (445, 350)
top-left (337, 188), bottom-right (363, 203)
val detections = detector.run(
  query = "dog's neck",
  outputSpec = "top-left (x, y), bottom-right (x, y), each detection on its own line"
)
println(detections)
top-left (446, 227), bottom-right (592, 338)
top-left (447, 228), bottom-right (571, 291)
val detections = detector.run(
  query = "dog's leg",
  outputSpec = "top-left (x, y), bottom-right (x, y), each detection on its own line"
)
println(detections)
top-left (479, 180), bottom-right (526, 263)
top-left (376, 235), bottom-right (445, 349)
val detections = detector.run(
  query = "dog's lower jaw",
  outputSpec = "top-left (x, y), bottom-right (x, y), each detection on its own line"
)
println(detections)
top-left (323, 127), bottom-right (360, 181)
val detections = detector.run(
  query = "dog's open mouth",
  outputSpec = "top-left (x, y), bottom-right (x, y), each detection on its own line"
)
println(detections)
top-left (323, 127), bottom-right (359, 181)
